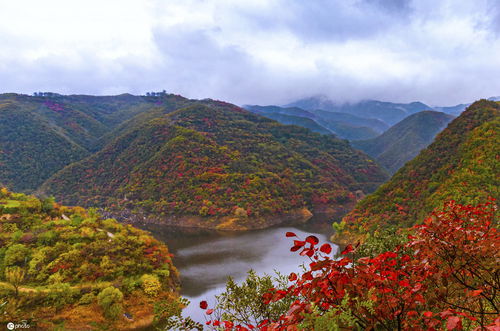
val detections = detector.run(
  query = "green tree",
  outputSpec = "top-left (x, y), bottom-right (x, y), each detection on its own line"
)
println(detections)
top-left (97, 287), bottom-right (124, 319)
top-left (5, 266), bottom-right (25, 297)
top-left (4, 244), bottom-right (29, 266)
top-left (211, 270), bottom-right (293, 327)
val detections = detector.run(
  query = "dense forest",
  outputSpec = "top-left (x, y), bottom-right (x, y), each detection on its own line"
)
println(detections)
top-left (352, 111), bottom-right (455, 174)
top-left (1, 93), bottom-right (498, 330)
top-left (0, 93), bottom-right (166, 191)
top-left (0, 188), bottom-right (179, 329)
top-left (40, 100), bottom-right (388, 230)
top-left (340, 100), bottom-right (499, 237)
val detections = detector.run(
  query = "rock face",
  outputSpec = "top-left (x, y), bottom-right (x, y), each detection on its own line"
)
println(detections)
top-left (41, 98), bottom-right (388, 230)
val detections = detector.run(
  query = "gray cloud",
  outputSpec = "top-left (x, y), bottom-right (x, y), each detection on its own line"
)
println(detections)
top-left (0, 0), bottom-right (499, 106)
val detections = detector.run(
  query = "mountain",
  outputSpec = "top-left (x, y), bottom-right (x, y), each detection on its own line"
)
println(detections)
top-left (0, 188), bottom-right (178, 330)
top-left (41, 100), bottom-right (388, 230)
top-left (352, 111), bottom-right (455, 174)
top-left (0, 101), bottom-right (89, 191)
top-left (433, 103), bottom-right (469, 116)
top-left (285, 95), bottom-right (432, 125)
top-left (257, 113), bottom-right (333, 135)
top-left (244, 104), bottom-right (387, 140)
top-left (341, 99), bottom-right (499, 234)
top-left (0, 93), bottom-right (187, 191)
top-left (312, 109), bottom-right (389, 134)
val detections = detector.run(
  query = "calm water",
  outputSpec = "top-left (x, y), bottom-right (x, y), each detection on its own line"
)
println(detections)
top-left (141, 217), bottom-right (338, 324)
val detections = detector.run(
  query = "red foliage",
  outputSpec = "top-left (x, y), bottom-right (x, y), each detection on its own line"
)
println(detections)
top-left (202, 200), bottom-right (499, 330)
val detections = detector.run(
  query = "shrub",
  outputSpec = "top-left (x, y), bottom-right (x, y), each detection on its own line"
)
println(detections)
top-left (79, 293), bottom-right (95, 305)
top-left (4, 244), bottom-right (29, 266)
top-left (141, 274), bottom-right (161, 297)
top-left (97, 287), bottom-right (123, 319)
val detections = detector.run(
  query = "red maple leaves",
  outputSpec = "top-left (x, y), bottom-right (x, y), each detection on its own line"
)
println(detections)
top-left (200, 199), bottom-right (499, 330)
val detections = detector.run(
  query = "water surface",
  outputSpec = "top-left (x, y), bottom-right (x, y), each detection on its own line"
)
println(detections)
top-left (141, 217), bottom-right (338, 323)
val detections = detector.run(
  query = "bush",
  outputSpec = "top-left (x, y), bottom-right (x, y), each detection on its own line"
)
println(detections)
top-left (97, 287), bottom-right (123, 319)
top-left (79, 293), bottom-right (95, 305)
top-left (4, 244), bottom-right (30, 266)
top-left (141, 274), bottom-right (161, 297)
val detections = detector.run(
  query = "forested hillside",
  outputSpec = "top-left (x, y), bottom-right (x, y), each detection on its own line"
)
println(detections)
top-left (245, 104), bottom-right (387, 140)
top-left (285, 96), bottom-right (432, 125)
top-left (0, 188), bottom-right (179, 329)
top-left (0, 93), bottom-right (183, 191)
top-left (341, 100), bottom-right (499, 235)
top-left (41, 101), bottom-right (388, 230)
top-left (352, 111), bottom-right (454, 174)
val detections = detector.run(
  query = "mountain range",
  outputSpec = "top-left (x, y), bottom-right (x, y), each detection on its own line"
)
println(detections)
top-left (341, 99), bottom-right (499, 235)
top-left (17, 95), bottom-right (388, 230)
top-left (285, 96), bottom-right (432, 125)
top-left (351, 111), bottom-right (455, 174)
top-left (244, 104), bottom-right (388, 140)
top-left (0, 93), bottom-right (168, 191)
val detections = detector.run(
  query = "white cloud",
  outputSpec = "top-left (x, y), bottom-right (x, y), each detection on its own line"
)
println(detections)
top-left (0, 0), bottom-right (499, 106)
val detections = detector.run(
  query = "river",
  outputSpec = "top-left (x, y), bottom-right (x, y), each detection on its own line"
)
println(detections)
top-left (141, 216), bottom-right (338, 325)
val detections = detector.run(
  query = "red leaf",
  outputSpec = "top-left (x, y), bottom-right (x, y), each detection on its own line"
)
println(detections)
top-left (288, 272), bottom-right (298, 281)
top-left (290, 245), bottom-right (301, 252)
top-left (470, 289), bottom-right (483, 296)
top-left (293, 240), bottom-right (306, 247)
top-left (206, 309), bottom-right (214, 315)
top-left (423, 311), bottom-right (433, 318)
top-left (199, 300), bottom-right (208, 309)
top-left (305, 235), bottom-right (319, 245)
top-left (286, 232), bottom-right (297, 237)
top-left (341, 244), bottom-right (353, 255)
top-left (446, 316), bottom-right (462, 330)
top-left (320, 243), bottom-right (332, 254)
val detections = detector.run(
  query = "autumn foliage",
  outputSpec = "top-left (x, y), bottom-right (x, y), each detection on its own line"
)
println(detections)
top-left (201, 200), bottom-right (499, 330)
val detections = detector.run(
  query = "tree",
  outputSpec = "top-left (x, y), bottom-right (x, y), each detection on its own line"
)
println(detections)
top-left (97, 287), bottom-right (124, 319)
top-left (4, 244), bottom-right (29, 266)
top-left (201, 200), bottom-right (499, 330)
top-left (5, 267), bottom-right (25, 297)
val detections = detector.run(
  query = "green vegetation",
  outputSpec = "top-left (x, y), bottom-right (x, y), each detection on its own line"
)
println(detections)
top-left (41, 102), bottom-right (388, 228)
top-left (340, 100), bottom-right (499, 237)
top-left (245, 104), bottom-right (387, 140)
top-left (0, 93), bottom-right (189, 192)
top-left (260, 113), bottom-right (333, 135)
top-left (0, 187), bottom-right (179, 329)
top-left (352, 111), bottom-right (454, 174)
top-left (286, 96), bottom-right (432, 125)
top-left (0, 102), bottom-right (88, 191)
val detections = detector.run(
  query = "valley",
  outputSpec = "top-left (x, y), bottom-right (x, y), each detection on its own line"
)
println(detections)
top-left (0, 93), bottom-right (498, 330)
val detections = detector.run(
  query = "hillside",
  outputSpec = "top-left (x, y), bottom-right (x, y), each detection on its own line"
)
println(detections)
top-left (285, 96), bottom-right (432, 125)
top-left (256, 113), bottom-right (332, 135)
top-left (341, 100), bottom-right (499, 235)
top-left (352, 111), bottom-right (454, 174)
top-left (41, 101), bottom-right (388, 230)
top-left (244, 104), bottom-right (386, 140)
top-left (0, 93), bottom-right (189, 191)
top-left (0, 102), bottom-right (89, 191)
top-left (0, 188), bottom-right (179, 330)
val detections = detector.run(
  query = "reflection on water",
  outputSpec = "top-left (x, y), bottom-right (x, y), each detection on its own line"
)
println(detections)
top-left (140, 216), bottom-right (338, 323)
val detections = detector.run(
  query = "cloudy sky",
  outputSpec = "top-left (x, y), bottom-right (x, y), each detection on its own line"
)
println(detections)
top-left (0, 0), bottom-right (499, 106)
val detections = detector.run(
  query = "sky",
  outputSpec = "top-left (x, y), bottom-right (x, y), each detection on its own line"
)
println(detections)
top-left (0, 0), bottom-right (499, 106)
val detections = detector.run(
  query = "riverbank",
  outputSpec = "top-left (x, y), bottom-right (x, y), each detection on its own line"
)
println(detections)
top-left (102, 207), bottom-right (314, 231)
top-left (101, 202), bottom-right (357, 231)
